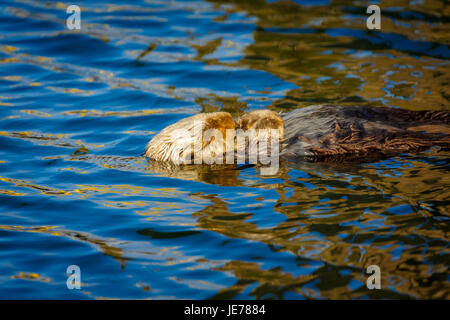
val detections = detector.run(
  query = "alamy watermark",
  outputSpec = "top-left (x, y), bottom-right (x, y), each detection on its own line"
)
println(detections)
top-left (366, 265), bottom-right (381, 290)
top-left (66, 265), bottom-right (81, 289)
top-left (66, 5), bottom-right (81, 30)
top-left (366, 5), bottom-right (381, 30)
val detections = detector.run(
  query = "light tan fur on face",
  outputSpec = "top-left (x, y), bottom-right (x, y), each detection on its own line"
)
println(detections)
top-left (145, 112), bottom-right (235, 164)
top-left (145, 110), bottom-right (284, 164)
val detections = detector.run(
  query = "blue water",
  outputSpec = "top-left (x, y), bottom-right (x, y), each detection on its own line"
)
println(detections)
top-left (0, 0), bottom-right (449, 299)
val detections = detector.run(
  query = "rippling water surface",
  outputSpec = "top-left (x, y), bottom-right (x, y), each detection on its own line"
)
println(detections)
top-left (0, 0), bottom-right (449, 299)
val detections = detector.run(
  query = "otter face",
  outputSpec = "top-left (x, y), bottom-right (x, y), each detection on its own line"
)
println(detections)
top-left (145, 110), bottom-right (284, 165)
top-left (145, 112), bottom-right (235, 164)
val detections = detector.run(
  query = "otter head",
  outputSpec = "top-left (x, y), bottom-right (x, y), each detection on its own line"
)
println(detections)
top-left (146, 110), bottom-right (284, 165)
top-left (145, 112), bottom-right (235, 164)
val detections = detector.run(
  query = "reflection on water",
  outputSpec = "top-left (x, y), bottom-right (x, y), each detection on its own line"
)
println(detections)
top-left (0, 0), bottom-right (448, 299)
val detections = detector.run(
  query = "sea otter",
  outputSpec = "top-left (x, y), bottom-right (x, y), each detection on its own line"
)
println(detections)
top-left (145, 105), bottom-right (450, 163)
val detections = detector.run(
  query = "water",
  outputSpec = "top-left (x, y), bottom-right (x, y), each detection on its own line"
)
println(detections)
top-left (0, 0), bottom-right (449, 299)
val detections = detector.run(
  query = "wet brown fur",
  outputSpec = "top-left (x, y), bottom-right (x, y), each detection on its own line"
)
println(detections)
top-left (281, 105), bottom-right (450, 161)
